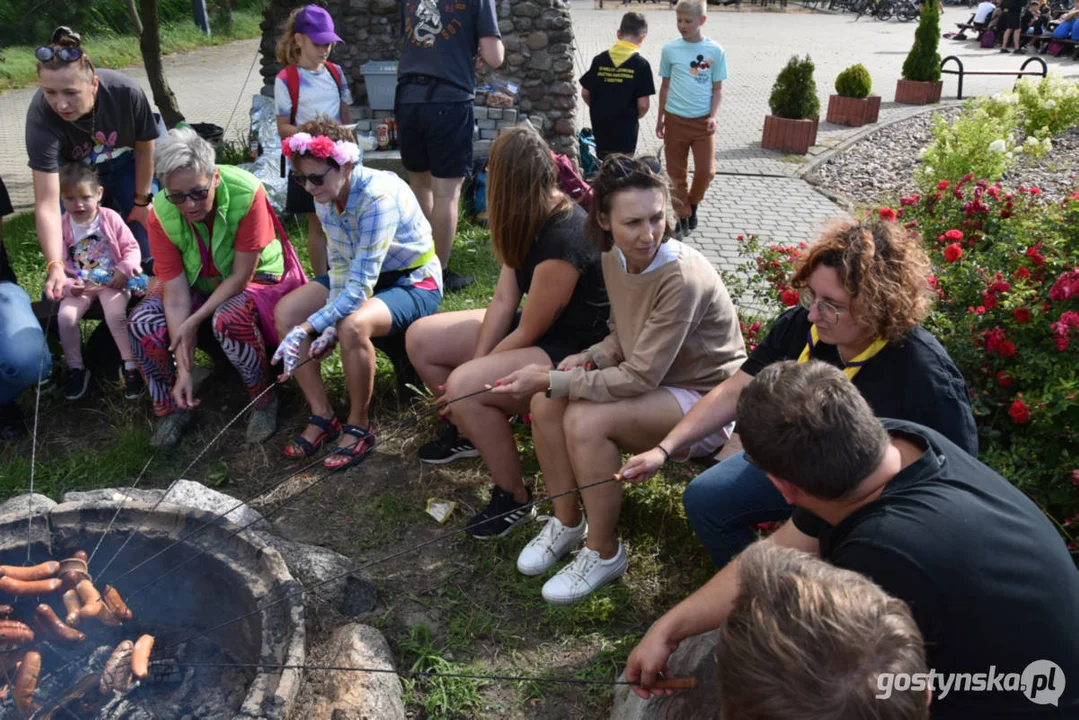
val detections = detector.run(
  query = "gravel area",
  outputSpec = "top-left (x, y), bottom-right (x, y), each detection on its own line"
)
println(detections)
top-left (807, 108), bottom-right (1079, 205)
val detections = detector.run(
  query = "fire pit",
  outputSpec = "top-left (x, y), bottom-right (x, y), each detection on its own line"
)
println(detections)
top-left (0, 498), bottom-right (305, 719)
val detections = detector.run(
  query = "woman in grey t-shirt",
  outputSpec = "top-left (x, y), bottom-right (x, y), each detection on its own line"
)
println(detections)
top-left (26, 28), bottom-right (162, 301)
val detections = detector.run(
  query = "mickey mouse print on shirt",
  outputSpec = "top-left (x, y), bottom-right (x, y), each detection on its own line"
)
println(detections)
top-left (688, 54), bottom-right (714, 84)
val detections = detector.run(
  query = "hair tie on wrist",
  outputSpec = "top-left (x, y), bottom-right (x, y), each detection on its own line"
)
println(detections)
top-left (46, 260), bottom-right (65, 273)
top-left (657, 444), bottom-right (671, 463)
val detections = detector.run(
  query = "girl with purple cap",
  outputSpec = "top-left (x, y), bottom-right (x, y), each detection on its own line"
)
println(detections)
top-left (275, 4), bottom-right (353, 282)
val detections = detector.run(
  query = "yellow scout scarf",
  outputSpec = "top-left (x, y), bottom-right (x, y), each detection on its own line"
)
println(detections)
top-left (608, 39), bottom-right (640, 68)
top-left (797, 325), bottom-right (889, 379)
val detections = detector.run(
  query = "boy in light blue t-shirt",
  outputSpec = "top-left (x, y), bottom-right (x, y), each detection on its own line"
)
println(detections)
top-left (657, 0), bottom-right (727, 237)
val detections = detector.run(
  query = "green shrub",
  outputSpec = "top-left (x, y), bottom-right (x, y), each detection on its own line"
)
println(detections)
top-left (916, 99), bottom-right (1018, 190)
top-left (768, 55), bottom-right (820, 120)
top-left (835, 64), bottom-right (872, 99)
top-left (994, 74), bottom-right (1079, 141)
top-left (901, 0), bottom-right (942, 83)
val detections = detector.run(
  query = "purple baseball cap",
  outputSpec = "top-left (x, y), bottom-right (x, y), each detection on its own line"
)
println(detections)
top-left (295, 5), bottom-right (343, 45)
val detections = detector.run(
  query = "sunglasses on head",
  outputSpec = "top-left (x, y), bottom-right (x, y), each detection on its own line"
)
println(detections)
top-left (165, 186), bottom-right (212, 205)
top-left (36, 26), bottom-right (85, 63)
top-left (290, 168), bottom-right (334, 187)
top-left (602, 155), bottom-right (662, 178)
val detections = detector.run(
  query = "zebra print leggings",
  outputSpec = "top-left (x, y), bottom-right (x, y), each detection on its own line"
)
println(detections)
top-left (128, 290), bottom-right (273, 417)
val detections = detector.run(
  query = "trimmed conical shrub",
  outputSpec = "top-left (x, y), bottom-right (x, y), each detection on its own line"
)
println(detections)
top-left (769, 55), bottom-right (820, 120)
top-left (902, 1), bottom-right (942, 83)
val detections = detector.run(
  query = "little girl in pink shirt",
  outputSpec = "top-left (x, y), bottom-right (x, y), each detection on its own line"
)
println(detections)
top-left (58, 163), bottom-right (143, 400)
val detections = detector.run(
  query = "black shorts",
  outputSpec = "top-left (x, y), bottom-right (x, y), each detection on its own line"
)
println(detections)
top-left (286, 177), bottom-right (317, 215)
top-left (397, 100), bottom-right (475, 179)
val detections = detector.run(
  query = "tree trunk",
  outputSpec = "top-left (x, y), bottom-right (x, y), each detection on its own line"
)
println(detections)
top-left (138, 0), bottom-right (185, 127)
top-left (124, 0), bottom-right (144, 35)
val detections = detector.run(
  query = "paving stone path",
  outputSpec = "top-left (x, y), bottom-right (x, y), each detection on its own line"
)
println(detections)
top-left (4, 3), bottom-right (1075, 271)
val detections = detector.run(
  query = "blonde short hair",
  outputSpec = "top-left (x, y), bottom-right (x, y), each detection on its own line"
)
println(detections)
top-left (718, 543), bottom-right (930, 720)
top-left (675, 0), bottom-right (705, 16)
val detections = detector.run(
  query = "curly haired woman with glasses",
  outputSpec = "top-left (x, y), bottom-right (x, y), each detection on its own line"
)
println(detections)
top-left (493, 155), bottom-right (746, 604)
top-left (620, 219), bottom-right (978, 569)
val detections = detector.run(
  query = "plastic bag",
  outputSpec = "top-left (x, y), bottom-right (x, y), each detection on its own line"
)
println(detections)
top-left (486, 74), bottom-right (519, 108)
top-left (238, 94), bottom-right (288, 212)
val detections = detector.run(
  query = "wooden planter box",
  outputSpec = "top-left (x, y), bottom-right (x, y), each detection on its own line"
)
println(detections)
top-left (761, 115), bottom-right (819, 154)
top-left (894, 79), bottom-right (943, 106)
top-left (825, 95), bottom-right (882, 127)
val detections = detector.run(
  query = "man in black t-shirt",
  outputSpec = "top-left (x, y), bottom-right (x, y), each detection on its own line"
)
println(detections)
top-left (398, 0), bottom-right (503, 292)
top-left (625, 361), bottom-right (1079, 719)
top-left (580, 13), bottom-right (656, 158)
top-left (0, 176), bottom-right (53, 440)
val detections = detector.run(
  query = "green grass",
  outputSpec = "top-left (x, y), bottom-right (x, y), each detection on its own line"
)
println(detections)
top-left (0, 9), bottom-right (264, 93)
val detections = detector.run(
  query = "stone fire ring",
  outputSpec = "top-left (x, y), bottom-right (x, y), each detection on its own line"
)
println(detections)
top-left (0, 497), bottom-right (305, 719)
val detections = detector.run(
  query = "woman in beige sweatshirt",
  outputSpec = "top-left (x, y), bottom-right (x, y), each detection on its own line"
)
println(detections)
top-left (493, 156), bottom-right (746, 605)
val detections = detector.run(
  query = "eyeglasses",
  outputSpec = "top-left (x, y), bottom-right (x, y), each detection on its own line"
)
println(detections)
top-left (602, 155), bottom-right (662, 179)
top-left (799, 289), bottom-right (846, 325)
top-left (165, 186), bottom-right (212, 205)
top-left (290, 168), bottom-right (334, 187)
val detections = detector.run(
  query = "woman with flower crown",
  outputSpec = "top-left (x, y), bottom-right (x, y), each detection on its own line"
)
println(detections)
top-left (271, 119), bottom-right (442, 469)
top-left (128, 127), bottom-right (307, 449)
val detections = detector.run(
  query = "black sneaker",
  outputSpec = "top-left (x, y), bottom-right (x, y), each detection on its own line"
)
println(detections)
top-left (123, 368), bottom-right (145, 400)
top-left (466, 486), bottom-right (536, 539)
top-left (64, 367), bottom-right (91, 400)
top-left (1013, 48), bottom-right (1026, 54)
top-left (680, 217), bottom-right (692, 237)
top-left (418, 423), bottom-right (480, 465)
top-left (443, 269), bottom-right (475, 293)
top-left (0, 403), bottom-right (25, 442)
top-left (689, 204), bottom-right (699, 231)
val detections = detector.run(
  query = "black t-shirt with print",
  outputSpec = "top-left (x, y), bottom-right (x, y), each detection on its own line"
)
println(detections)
top-left (793, 420), bottom-right (1079, 719)
top-left (399, 0), bottom-right (500, 103)
top-left (580, 51), bottom-right (656, 155)
top-left (515, 203), bottom-right (609, 351)
top-left (25, 69), bottom-right (159, 173)
top-left (0, 177), bottom-right (15, 285)
top-left (742, 306), bottom-right (978, 455)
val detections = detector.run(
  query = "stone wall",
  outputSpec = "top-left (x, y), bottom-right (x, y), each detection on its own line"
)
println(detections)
top-left (259, 0), bottom-right (578, 162)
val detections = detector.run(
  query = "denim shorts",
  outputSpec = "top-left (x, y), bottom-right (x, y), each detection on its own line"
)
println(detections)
top-left (312, 274), bottom-right (441, 334)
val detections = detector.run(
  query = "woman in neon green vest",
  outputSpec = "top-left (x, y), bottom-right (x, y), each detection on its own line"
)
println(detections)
top-left (128, 127), bottom-right (305, 449)
top-left (619, 219), bottom-right (978, 569)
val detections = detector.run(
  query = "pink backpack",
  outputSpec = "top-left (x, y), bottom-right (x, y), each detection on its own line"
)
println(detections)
top-left (551, 152), bottom-right (593, 212)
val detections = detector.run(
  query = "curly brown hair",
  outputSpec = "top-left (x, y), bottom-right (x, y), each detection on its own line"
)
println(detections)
top-left (292, 118), bottom-right (356, 167)
top-left (790, 219), bottom-right (932, 342)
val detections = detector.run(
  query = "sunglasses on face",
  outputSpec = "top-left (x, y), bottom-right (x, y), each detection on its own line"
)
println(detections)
top-left (165, 186), bottom-right (212, 205)
top-left (290, 168), bottom-right (334, 187)
top-left (602, 155), bottom-right (662, 178)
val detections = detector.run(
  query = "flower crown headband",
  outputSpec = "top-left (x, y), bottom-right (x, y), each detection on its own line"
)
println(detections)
top-left (282, 133), bottom-right (361, 166)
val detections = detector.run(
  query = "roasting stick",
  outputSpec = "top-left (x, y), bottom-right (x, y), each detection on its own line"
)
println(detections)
top-left (106, 386), bottom-right (497, 593)
top-left (85, 451), bottom-right (157, 569)
top-left (160, 474), bottom-right (623, 653)
top-left (151, 661), bottom-right (699, 691)
top-left (26, 308), bottom-right (55, 563)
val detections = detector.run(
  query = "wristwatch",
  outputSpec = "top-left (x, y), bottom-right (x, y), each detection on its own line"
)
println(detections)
top-left (133, 192), bottom-right (152, 207)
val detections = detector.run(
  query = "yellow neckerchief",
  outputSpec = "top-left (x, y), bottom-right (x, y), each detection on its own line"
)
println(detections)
top-left (797, 325), bottom-right (889, 379)
top-left (608, 39), bottom-right (640, 68)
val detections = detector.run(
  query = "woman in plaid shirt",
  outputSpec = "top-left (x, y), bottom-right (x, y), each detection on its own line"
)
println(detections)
top-left (273, 120), bottom-right (442, 469)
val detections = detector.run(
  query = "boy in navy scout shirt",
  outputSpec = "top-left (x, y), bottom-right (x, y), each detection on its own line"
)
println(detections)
top-left (579, 13), bottom-right (656, 159)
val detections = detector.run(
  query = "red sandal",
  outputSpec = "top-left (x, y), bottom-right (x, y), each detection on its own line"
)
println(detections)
top-left (283, 414), bottom-right (342, 460)
top-left (323, 424), bottom-right (376, 470)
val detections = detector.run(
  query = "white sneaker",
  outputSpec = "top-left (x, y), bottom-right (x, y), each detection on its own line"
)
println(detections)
top-left (517, 516), bottom-right (587, 576)
top-left (541, 542), bottom-right (628, 605)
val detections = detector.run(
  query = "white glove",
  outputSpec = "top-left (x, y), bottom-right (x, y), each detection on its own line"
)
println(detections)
top-left (310, 326), bottom-right (338, 359)
top-left (272, 325), bottom-right (310, 376)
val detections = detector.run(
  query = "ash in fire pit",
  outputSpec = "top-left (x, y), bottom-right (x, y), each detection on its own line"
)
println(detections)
top-left (0, 497), bottom-right (305, 719)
